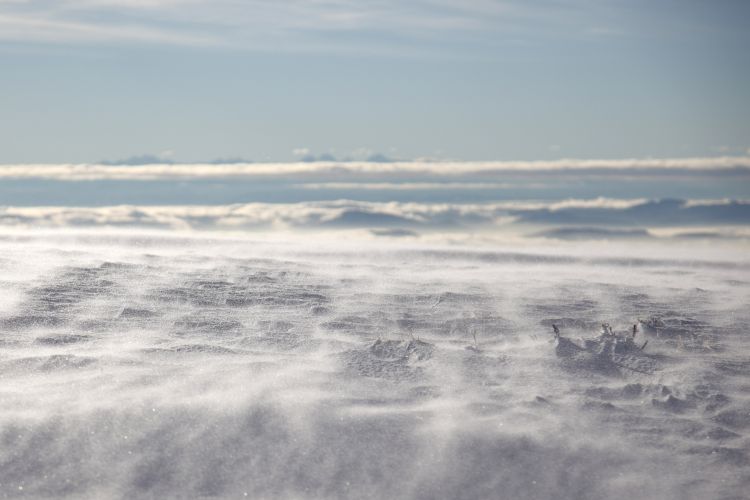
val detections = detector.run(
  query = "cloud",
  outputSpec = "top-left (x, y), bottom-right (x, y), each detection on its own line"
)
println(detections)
top-left (0, 0), bottom-right (662, 54)
top-left (0, 1), bottom-right (511, 49)
top-left (1, 157), bottom-right (749, 181)
top-left (0, 11), bottom-right (219, 46)
top-left (0, 199), bottom-right (747, 234)
top-left (0, 0), bottom-right (745, 64)
top-left (512, 199), bottom-right (750, 227)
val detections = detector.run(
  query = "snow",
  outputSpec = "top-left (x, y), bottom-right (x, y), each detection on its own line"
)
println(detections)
top-left (0, 229), bottom-right (748, 499)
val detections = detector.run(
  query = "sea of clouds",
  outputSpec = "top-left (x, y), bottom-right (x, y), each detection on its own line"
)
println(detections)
top-left (0, 199), bottom-right (748, 243)
top-left (1, 158), bottom-right (748, 241)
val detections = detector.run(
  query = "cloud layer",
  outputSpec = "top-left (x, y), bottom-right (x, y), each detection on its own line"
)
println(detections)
top-left (1, 199), bottom-right (748, 239)
top-left (2, 157), bottom-right (749, 181)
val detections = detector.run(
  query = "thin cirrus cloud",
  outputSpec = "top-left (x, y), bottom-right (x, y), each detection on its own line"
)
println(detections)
top-left (2, 1), bottom-right (745, 57)
top-left (0, 12), bottom-right (218, 46)
top-left (0, 0), bottom-right (630, 51)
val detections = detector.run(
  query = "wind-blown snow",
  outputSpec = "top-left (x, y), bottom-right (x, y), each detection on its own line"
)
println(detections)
top-left (0, 229), bottom-right (748, 499)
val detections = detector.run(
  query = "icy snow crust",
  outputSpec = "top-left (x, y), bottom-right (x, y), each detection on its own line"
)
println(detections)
top-left (0, 230), bottom-right (748, 499)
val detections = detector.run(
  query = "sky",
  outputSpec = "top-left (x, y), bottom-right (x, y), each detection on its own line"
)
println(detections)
top-left (1, 0), bottom-right (749, 163)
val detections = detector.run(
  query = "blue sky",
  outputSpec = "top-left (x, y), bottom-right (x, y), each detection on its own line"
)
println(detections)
top-left (1, 0), bottom-right (749, 163)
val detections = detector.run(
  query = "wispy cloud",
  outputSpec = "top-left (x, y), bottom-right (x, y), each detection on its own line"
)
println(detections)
top-left (0, 0), bottom-right (625, 51)
top-left (0, 10), bottom-right (219, 46)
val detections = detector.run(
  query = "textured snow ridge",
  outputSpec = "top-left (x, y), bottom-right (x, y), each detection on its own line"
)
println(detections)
top-left (0, 230), bottom-right (748, 500)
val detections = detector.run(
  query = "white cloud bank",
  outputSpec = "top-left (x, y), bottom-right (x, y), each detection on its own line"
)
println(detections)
top-left (1, 198), bottom-right (747, 234)
top-left (1, 157), bottom-right (749, 181)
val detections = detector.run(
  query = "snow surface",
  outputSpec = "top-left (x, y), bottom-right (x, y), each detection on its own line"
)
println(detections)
top-left (0, 229), bottom-right (748, 499)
